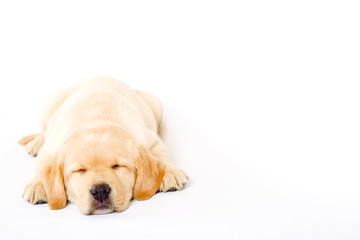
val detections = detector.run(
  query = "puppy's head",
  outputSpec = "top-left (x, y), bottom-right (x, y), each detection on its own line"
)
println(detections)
top-left (43, 123), bottom-right (164, 214)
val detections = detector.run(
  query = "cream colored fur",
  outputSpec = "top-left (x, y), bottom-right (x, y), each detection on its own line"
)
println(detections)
top-left (19, 76), bottom-right (188, 214)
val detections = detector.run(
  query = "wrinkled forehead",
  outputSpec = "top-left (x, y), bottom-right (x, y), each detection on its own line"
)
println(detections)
top-left (65, 146), bottom-right (135, 170)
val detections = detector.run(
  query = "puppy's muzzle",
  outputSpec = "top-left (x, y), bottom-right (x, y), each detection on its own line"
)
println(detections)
top-left (90, 184), bottom-right (111, 202)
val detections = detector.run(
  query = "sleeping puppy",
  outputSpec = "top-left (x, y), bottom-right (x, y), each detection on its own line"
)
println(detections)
top-left (19, 76), bottom-right (188, 214)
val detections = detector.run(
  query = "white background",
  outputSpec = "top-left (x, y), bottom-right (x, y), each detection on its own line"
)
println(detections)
top-left (0, 0), bottom-right (360, 239)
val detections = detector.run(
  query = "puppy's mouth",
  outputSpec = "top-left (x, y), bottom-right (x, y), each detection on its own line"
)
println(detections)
top-left (89, 201), bottom-right (115, 215)
top-left (96, 205), bottom-right (110, 210)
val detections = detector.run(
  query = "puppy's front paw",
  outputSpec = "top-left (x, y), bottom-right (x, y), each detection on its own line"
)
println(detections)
top-left (22, 181), bottom-right (47, 204)
top-left (159, 167), bottom-right (189, 192)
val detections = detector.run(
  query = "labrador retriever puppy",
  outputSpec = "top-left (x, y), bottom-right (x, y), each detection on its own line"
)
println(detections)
top-left (19, 76), bottom-right (188, 214)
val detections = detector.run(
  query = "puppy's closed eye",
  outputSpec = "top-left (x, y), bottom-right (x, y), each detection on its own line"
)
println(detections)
top-left (112, 164), bottom-right (124, 169)
top-left (73, 168), bottom-right (87, 174)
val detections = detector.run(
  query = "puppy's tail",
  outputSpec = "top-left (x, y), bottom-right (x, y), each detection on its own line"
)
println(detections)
top-left (18, 133), bottom-right (41, 145)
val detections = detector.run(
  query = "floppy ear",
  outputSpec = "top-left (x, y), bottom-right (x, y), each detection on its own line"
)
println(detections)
top-left (133, 146), bottom-right (165, 201)
top-left (41, 156), bottom-right (67, 210)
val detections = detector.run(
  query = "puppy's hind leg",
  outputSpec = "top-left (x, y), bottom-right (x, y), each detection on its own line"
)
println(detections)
top-left (19, 85), bottom-right (76, 157)
top-left (18, 133), bottom-right (44, 157)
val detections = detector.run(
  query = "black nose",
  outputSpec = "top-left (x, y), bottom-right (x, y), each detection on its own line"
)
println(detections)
top-left (90, 184), bottom-right (111, 202)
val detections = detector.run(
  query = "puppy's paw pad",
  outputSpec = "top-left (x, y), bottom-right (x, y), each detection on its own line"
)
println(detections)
top-left (22, 182), bottom-right (47, 204)
top-left (160, 168), bottom-right (189, 192)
